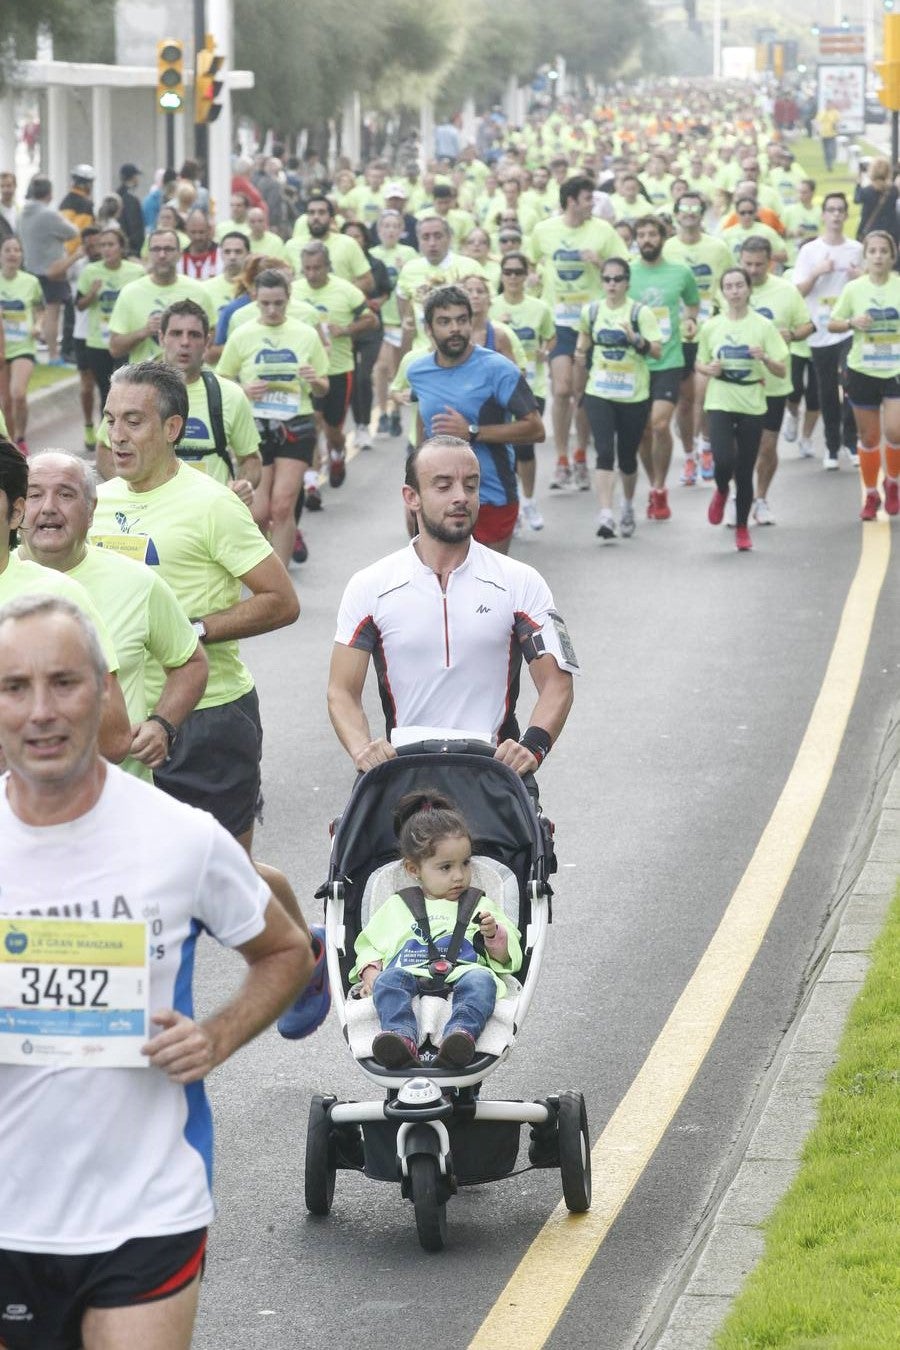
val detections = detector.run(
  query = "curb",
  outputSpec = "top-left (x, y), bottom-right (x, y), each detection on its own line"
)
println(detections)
top-left (646, 712), bottom-right (900, 1349)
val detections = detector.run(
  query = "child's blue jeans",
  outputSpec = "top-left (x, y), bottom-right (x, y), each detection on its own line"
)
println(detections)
top-left (373, 965), bottom-right (497, 1045)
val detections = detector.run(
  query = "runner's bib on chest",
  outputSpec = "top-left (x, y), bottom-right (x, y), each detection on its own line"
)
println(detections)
top-left (0, 918), bottom-right (149, 1069)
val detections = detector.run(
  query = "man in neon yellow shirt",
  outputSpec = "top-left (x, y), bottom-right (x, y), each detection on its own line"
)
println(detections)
top-left (108, 228), bottom-right (215, 364)
top-left (92, 361), bottom-right (298, 847)
top-left (290, 243), bottom-right (376, 489)
top-left (396, 216), bottom-right (484, 355)
top-left (0, 439), bottom-right (131, 763)
top-left (218, 270), bottom-right (328, 560)
top-left (76, 226), bottom-right (144, 409)
top-left (285, 196), bottom-right (372, 292)
top-left (530, 175), bottom-right (619, 489)
top-left (20, 451), bottom-right (207, 781)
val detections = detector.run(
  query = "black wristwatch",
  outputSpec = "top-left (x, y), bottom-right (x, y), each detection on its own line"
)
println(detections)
top-left (147, 714), bottom-right (177, 752)
top-left (467, 423), bottom-right (479, 443)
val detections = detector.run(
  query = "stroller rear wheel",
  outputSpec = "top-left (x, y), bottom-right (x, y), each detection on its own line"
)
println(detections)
top-left (409, 1154), bottom-right (448, 1252)
top-left (305, 1094), bottom-right (337, 1215)
top-left (558, 1090), bottom-right (591, 1213)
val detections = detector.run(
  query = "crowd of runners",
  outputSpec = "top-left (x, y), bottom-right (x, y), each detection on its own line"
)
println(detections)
top-left (2, 79), bottom-right (898, 561)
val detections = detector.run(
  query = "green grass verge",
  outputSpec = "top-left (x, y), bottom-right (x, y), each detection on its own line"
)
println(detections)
top-left (713, 886), bottom-right (900, 1350)
top-left (788, 134), bottom-right (889, 237)
top-left (28, 363), bottom-right (78, 395)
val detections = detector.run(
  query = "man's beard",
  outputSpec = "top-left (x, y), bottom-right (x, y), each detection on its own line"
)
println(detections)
top-left (639, 242), bottom-right (662, 261)
top-left (419, 504), bottom-right (475, 544)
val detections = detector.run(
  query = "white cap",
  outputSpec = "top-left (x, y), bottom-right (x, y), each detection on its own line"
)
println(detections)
top-left (383, 182), bottom-right (408, 200)
top-left (71, 163), bottom-right (96, 181)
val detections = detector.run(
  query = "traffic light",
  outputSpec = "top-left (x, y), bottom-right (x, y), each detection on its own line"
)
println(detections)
top-left (885, 1), bottom-right (894, 13)
top-left (195, 40), bottom-right (224, 125)
top-left (876, 13), bottom-right (900, 109)
top-left (156, 39), bottom-right (184, 112)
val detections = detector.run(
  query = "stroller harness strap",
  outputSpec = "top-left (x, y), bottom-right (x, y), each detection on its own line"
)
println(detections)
top-left (396, 886), bottom-right (486, 991)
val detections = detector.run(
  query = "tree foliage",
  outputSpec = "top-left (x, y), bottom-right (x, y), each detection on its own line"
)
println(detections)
top-left (0, 0), bottom-right (116, 86)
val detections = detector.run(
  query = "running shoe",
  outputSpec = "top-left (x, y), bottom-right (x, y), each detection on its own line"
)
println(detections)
top-left (708, 489), bottom-right (728, 525)
top-left (724, 495), bottom-right (737, 528)
top-left (292, 529), bottom-right (308, 564)
top-left (735, 525), bottom-right (753, 551)
top-left (372, 1032), bottom-right (420, 1068)
top-left (355, 423), bottom-right (373, 450)
top-left (884, 477), bottom-right (899, 516)
top-left (573, 460), bottom-right (591, 491)
top-left (860, 488), bottom-right (881, 521)
top-left (520, 499), bottom-right (544, 530)
top-left (277, 926), bottom-right (330, 1039)
top-left (595, 508), bottom-right (617, 539)
top-left (823, 453), bottom-right (839, 471)
top-left (620, 501), bottom-right (636, 537)
top-left (647, 489), bottom-right (658, 519)
top-left (83, 424), bottom-right (96, 451)
top-left (752, 498), bottom-right (775, 526)
top-left (798, 437), bottom-right (815, 459)
top-left (389, 411), bottom-right (402, 438)
top-left (699, 448), bottom-right (715, 480)
top-left (14, 439), bottom-right (28, 458)
top-left (680, 456), bottom-right (697, 486)
top-left (550, 461), bottom-right (572, 489)
top-left (842, 446), bottom-right (860, 468)
top-left (781, 408), bottom-right (798, 442)
top-left (654, 487), bottom-right (671, 520)
top-left (376, 413), bottom-right (391, 438)
top-left (305, 483), bottom-right (323, 511)
top-left (328, 448), bottom-right (346, 487)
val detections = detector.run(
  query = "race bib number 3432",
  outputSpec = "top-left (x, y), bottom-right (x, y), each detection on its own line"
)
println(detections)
top-left (0, 919), bottom-right (149, 1069)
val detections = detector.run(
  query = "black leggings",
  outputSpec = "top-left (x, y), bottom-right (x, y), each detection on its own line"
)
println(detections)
top-left (809, 339), bottom-right (854, 454)
top-left (790, 352), bottom-right (820, 412)
top-left (583, 395), bottom-right (650, 474)
top-left (707, 409), bottom-right (764, 527)
top-left (351, 328), bottom-right (382, 425)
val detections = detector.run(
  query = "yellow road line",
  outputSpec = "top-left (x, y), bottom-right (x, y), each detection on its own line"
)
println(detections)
top-left (470, 521), bottom-right (892, 1350)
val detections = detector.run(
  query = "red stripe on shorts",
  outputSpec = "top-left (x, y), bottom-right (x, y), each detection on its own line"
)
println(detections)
top-left (138, 1232), bottom-right (207, 1300)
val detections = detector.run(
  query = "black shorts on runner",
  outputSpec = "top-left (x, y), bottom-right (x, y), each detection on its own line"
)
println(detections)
top-left (256, 414), bottom-right (317, 467)
top-left (762, 395), bottom-right (786, 434)
top-left (845, 366), bottom-right (900, 408)
top-left (73, 338), bottom-right (90, 372)
top-left (0, 1229), bottom-right (207, 1350)
top-left (550, 326), bottom-right (578, 360)
top-left (313, 373), bottom-right (353, 429)
top-left (37, 275), bottom-right (70, 305)
top-left (649, 367), bottom-right (684, 404)
top-left (153, 688), bottom-right (263, 838)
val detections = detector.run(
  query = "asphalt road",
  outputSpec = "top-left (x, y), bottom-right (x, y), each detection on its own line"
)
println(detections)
top-left (31, 390), bottom-right (900, 1348)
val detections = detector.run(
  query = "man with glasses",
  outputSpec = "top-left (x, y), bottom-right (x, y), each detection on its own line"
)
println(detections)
top-left (664, 192), bottom-right (732, 483)
top-left (792, 192), bottom-right (863, 470)
top-left (719, 197), bottom-right (787, 269)
top-left (491, 251), bottom-right (556, 529)
top-left (107, 229), bottom-right (215, 365)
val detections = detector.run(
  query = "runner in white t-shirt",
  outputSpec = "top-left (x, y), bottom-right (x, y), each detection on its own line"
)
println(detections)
top-left (0, 594), bottom-right (311, 1350)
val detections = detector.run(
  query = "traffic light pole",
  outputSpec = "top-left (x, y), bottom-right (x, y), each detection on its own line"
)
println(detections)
top-left (194, 0), bottom-right (209, 179)
top-left (166, 112), bottom-right (176, 174)
top-left (894, 112), bottom-right (899, 171)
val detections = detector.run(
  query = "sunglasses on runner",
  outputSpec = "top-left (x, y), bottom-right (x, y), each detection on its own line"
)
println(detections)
top-left (502, 267), bottom-right (527, 275)
top-left (602, 274), bottom-right (628, 283)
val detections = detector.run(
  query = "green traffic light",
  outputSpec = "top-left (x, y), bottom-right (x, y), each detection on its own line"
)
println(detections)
top-left (159, 92), bottom-right (183, 110)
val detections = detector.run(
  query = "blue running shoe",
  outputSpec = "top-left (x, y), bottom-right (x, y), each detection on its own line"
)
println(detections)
top-left (278, 925), bottom-right (330, 1039)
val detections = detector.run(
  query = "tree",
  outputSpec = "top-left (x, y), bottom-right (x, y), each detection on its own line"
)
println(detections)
top-left (0, 0), bottom-right (116, 87)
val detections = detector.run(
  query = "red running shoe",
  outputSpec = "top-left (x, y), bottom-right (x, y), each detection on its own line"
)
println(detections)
top-left (647, 489), bottom-right (658, 520)
top-left (735, 525), bottom-right (753, 551)
top-left (328, 449), bottom-right (346, 488)
top-left (292, 529), bottom-right (308, 563)
top-left (654, 487), bottom-right (671, 520)
top-left (860, 489), bottom-right (881, 521)
top-left (708, 489), bottom-right (728, 525)
top-left (883, 478), bottom-right (899, 516)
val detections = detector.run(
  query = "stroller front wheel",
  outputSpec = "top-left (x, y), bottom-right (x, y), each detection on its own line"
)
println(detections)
top-left (409, 1154), bottom-right (448, 1252)
top-left (305, 1094), bottom-right (337, 1216)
